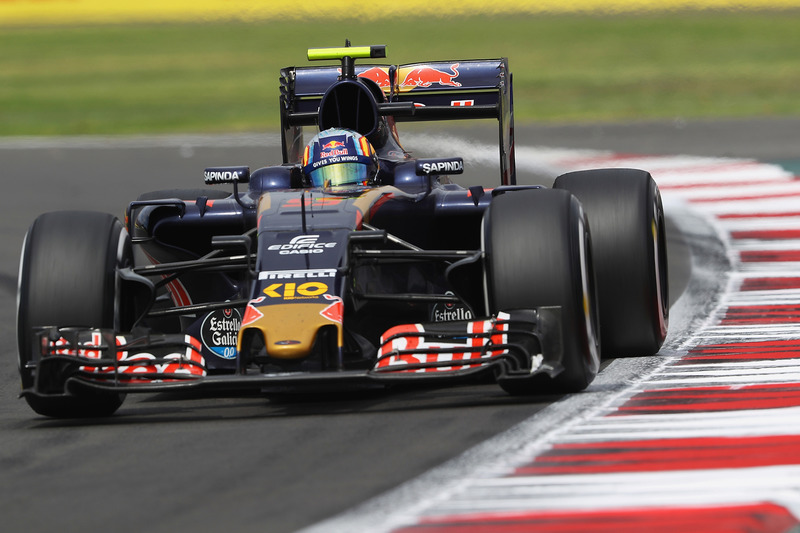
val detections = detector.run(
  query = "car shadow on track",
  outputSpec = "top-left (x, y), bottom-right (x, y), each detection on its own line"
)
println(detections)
top-left (19, 379), bottom-right (567, 428)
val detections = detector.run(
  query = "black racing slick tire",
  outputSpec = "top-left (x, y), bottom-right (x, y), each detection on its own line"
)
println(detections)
top-left (484, 188), bottom-right (601, 394)
top-left (17, 211), bottom-right (131, 418)
top-left (554, 168), bottom-right (669, 357)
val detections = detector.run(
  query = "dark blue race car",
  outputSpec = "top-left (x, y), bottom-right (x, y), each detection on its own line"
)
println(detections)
top-left (16, 44), bottom-right (669, 418)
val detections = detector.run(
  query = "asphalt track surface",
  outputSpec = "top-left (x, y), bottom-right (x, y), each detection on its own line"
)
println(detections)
top-left (0, 118), bottom-right (796, 533)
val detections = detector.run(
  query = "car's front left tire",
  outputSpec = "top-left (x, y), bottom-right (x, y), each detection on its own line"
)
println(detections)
top-left (483, 188), bottom-right (601, 394)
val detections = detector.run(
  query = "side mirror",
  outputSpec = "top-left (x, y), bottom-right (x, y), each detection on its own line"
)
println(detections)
top-left (204, 166), bottom-right (254, 211)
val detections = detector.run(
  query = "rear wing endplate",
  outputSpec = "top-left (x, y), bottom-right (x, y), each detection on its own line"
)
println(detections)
top-left (279, 58), bottom-right (516, 185)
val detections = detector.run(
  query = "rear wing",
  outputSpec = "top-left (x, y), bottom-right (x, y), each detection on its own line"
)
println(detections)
top-left (279, 58), bottom-right (516, 185)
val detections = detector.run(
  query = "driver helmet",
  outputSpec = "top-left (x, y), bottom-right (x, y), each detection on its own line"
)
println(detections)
top-left (302, 128), bottom-right (379, 188)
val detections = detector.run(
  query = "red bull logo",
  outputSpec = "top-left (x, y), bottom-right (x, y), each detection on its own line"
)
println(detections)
top-left (322, 140), bottom-right (345, 150)
top-left (401, 63), bottom-right (461, 88)
top-left (356, 64), bottom-right (462, 94)
top-left (358, 67), bottom-right (391, 88)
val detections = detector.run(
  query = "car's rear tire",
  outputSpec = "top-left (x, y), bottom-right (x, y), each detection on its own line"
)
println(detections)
top-left (17, 211), bottom-right (131, 418)
top-left (554, 169), bottom-right (668, 357)
top-left (484, 188), bottom-right (601, 394)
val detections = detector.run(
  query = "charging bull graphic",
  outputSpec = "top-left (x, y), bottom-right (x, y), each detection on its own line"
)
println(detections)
top-left (358, 66), bottom-right (392, 88)
top-left (357, 63), bottom-right (461, 91)
top-left (401, 63), bottom-right (461, 88)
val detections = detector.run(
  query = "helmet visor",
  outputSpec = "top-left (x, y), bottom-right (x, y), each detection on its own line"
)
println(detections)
top-left (305, 154), bottom-right (375, 188)
top-left (308, 162), bottom-right (369, 188)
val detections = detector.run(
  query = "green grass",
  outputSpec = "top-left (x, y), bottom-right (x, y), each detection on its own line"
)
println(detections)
top-left (2, 12), bottom-right (800, 136)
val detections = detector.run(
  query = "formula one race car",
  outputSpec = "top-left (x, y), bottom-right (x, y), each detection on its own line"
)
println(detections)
top-left (16, 44), bottom-right (669, 417)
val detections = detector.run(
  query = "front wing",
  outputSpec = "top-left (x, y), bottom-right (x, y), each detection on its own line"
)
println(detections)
top-left (21, 309), bottom-right (564, 400)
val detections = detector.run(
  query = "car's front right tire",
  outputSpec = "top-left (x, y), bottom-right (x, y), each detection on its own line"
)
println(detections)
top-left (17, 211), bottom-right (130, 418)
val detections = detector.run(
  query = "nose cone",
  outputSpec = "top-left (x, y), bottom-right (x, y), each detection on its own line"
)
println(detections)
top-left (238, 303), bottom-right (342, 359)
